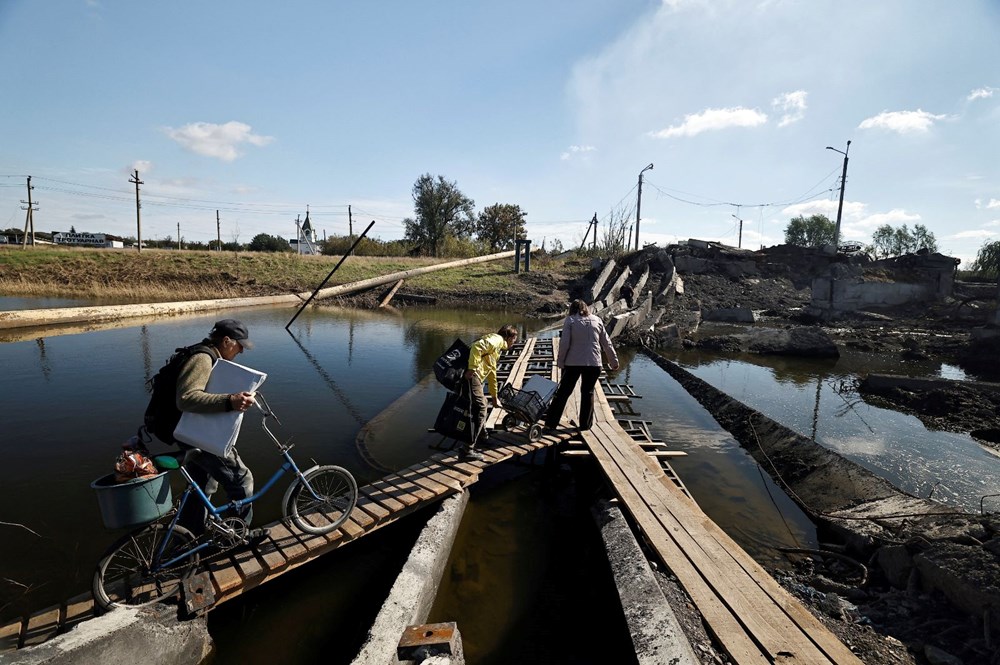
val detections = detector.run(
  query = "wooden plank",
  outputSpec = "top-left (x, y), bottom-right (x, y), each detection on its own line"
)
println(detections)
top-left (379, 279), bottom-right (405, 307)
top-left (338, 518), bottom-right (365, 541)
top-left (207, 555), bottom-right (243, 596)
top-left (647, 450), bottom-right (688, 457)
top-left (267, 522), bottom-right (309, 563)
top-left (395, 465), bottom-right (451, 495)
top-left (426, 454), bottom-right (477, 486)
top-left (356, 492), bottom-right (392, 523)
top-left (589, 422), bottom-right (854, 663)
top-left (436, 455), bottom-right (483, 476)
top-left (253, 534), bottom-right (290, 575)
top-left (409, 463), bottom-right (468, 493)
top-left (62, 592), bottom-right (95, 633)
top-left (360, 484), bottom-right (406, 513)
top-left (348, 505), bottom-right (376, 530)
top-left (231, 546), bottom-right (266, 586)
top-left (580, 427), bottom-right (769, 664)
top-left (21, 606), bottom-right (59, 647)
top-left (0, 619), bottom-right (22, 652)
top-left (367, 477), bottom-right (423, 506)
top-left (379, 474), bottom-right (435, 503)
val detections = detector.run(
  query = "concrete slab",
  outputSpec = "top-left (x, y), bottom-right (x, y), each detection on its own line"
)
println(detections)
top-left (591, 500), bottom-right (698, 665)
top-left (352, 491), bottom-right (470, 665)
top-left (0, 606), bottom-right (212, 665)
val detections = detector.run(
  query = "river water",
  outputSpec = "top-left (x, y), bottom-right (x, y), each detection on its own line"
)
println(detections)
top-left (2, 304), bottom-right (998, 662)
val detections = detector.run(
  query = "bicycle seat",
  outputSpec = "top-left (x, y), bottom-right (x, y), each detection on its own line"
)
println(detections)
top-left (153, 454), bottom-right (181, 471)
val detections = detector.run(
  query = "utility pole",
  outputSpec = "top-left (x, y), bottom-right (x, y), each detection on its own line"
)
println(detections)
top-left (20, 176), bottom-right (38, 248)
top-left (579, 214), bottom-right (597, 251)
top-left (130, 169), bottom-right (144, 253)
top-left (176, 223), bottom-right (181, 250)
top-left (826, 140), bottom-right (851, 249)
top-left (348, 205), bottom-right (353, 237)
top-left (216, 210), bottom-right (221, 251)
top-left (732, 214), bottom-right (743, 249)
top-left (635, 163), bottom-right (653, 250)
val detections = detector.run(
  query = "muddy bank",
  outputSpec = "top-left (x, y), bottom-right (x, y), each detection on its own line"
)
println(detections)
top-left (641, 348), bottom-right (1000, 664)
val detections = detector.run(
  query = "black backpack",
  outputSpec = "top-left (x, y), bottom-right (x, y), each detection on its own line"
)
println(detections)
top-left (433, 339), bottom-right (470, 393)
top-left (142, 344), bottom-right (215, 445)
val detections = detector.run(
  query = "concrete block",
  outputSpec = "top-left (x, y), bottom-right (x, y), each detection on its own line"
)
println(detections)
top-left (591, 501), bottom-right (698, 665)
top-left (608, 313), bottom-right (632, 339)
top-left (702, 307), bottom-right (756, 323)
top-left (588, 260), bottom-right (617, 304)
top-left (673, 256), bottom-right (710, 274)
top-left (599, 266), bottom-right (631, 305)
top-left (352, 492), bottom-right (470, 665)
top-left (0, 606), bottom-right (212, 665)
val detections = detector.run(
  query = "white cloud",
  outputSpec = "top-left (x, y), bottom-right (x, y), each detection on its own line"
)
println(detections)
top-left (772, 90), bottom-right (807, 127)
top-left (988, 199), bottom-right (1000, 209)
top-left (968, 87), bottom-right (997, 101)
top-left (856, 208), bottom-right (921, 228)
top-left (952, 229), bottom-right (997, 239)
top-left (129, 160), bottom-right (153, 174)
top-left (560, 145), bottom-right (597, 161)
top-left (164, 121), bottom-right (274, 161)
top-left (987, 220), bottom-right (1000, 227)
top-left (649, 107), bottom-right (768, 139)
top-left (858, 110), bottom-right (947, 134)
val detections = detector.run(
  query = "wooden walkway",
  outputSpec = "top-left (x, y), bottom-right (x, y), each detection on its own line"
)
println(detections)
top-left (2, 337), bottom-right (860, 664)
top-left (0, 336), bottom-right (572, 652)
top-left (569, 377), bottom-right (862, 663)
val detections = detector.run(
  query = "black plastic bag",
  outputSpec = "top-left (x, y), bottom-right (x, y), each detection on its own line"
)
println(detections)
top-left (433, 389), bottom-right (475, 444)
top-left (433, 338), bottom-right (470, 393)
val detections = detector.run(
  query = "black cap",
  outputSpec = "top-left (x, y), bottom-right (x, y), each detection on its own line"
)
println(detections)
top-left (210, 319), bottom-right (253, 349)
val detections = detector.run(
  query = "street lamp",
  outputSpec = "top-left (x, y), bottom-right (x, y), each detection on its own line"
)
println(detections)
top-left (826, 140), bottom-right (851, 250)
top-left (635, 163), bottom-right (654, 251)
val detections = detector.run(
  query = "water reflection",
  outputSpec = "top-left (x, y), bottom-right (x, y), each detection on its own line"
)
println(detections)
top-left (658, 348), bottom-right (1000, 513)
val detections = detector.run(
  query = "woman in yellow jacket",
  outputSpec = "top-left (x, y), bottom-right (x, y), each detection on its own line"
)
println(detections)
top-left (462, 324), bottom-right (519, 460)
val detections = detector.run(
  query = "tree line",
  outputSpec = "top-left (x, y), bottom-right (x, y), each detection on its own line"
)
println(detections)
top-left (2, 173), bottom-right (543, 258)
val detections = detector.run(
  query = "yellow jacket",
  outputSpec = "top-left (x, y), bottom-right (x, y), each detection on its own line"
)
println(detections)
top-left (468, 333), bottom-right (506, 398)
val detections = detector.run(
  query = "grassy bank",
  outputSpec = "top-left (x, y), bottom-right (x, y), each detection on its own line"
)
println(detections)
top-left (0, 246), bottom-right (589, 305)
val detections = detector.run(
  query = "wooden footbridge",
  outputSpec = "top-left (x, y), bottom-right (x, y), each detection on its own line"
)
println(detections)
top-left (1, 337), bottom-right (860, 664)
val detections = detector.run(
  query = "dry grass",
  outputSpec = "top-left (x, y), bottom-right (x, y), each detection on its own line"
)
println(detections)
top-left (0, 246), bottom-right (589, 303)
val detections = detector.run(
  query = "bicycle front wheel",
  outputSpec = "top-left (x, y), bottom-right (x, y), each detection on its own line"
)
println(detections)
top-left (284, 465), bottom-right (358, 535)
top-left (93, 522), bottom-right (198, 611)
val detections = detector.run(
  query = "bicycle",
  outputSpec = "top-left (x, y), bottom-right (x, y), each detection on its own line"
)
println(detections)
top-left (92, 394), bottom-right (358, 610)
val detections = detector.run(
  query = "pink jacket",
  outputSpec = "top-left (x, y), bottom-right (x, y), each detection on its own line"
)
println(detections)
top-left (557, 314), bottom-right (619, 370)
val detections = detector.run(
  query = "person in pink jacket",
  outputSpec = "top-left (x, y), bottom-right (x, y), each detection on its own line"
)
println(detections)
top-left (544, 300), bottom-right (619, 432)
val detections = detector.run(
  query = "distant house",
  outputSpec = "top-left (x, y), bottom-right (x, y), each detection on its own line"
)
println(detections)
top-left (52, 231), bottom-right (124, 249)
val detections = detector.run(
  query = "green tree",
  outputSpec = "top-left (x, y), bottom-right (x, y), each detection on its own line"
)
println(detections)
top-left (476, 203), bottom-right (527, 252)
top-left (248, 233), bottom-right (291, 252)
top-left (970, 239), bottom-right (1000, 278)
top-left (403, 174), bottom-right (475, 257)
top-left (867, 223), bottom-right (937, 259)
top-left (783, 214), bottom-right (836, 247)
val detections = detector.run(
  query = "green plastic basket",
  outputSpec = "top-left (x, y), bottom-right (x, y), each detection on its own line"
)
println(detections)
top-left (91, 471), bottom-right (173, 530)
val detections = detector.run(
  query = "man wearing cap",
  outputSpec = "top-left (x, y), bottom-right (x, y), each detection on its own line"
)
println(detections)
top-left (175, 318), bottom-right (267, 544)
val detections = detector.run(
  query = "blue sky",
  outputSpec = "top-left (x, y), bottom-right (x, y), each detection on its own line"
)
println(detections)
top-left (1, 1), bottom-right (998, 266)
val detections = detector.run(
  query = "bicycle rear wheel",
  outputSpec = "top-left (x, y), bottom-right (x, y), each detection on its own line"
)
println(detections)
top-left (93, 522), bottom-right (198, 610)
top-left (284, 465), bottom-right (358, 535)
